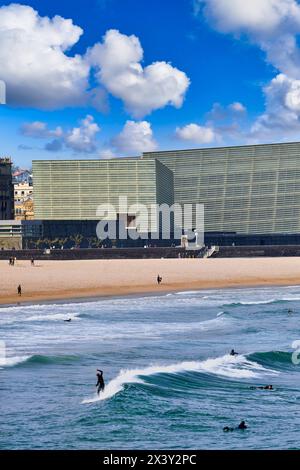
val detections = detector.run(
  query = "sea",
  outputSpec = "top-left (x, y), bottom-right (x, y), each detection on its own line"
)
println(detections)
top-left (1, 285), bottom-right (300, 450)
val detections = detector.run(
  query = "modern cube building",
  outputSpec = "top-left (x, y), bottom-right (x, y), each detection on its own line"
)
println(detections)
top-left (33, 158), bottom-right (173, 238)
top-left (143, 141), bottom-right (300, 235)
top-left (32, 141), bottom-right (300, 245)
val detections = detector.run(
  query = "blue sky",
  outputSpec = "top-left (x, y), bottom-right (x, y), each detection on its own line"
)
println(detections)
top-left (0, 0), bottom-right (299, 167)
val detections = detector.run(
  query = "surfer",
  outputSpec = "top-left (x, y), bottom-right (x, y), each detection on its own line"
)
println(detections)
top-left (157, 275), bottom-right (162, 285)
top-left (17, 284), bottom-right (22, 296)
top-left (96, 369), bottom-right (105, 395)
top-left (250, 384), bottom-right (274, 390)
top-left (64, 319), bottom-right (72, 322)
top-left (230, 349), bottom-right (238, 356)
top-left (288, 309), bottom-right (293, 315)
top-left (238, 420), bottom-right (247, 430)
top-left (223, 421), bottom-right (248, 432)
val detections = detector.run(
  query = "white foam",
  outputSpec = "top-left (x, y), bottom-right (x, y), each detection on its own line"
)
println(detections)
top-left (25, 312), bottom-right (81, 322)
top-left (175, 291), bottom-right (204, 296)
top-left (0, 354), bottom-right (31, 368)
top-left (82, 354), bottom-right (277, 404)
top-left (238, 299), bottom-right (277, 305)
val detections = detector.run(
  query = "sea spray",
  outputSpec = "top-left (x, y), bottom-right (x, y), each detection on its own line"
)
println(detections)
top-left (82, 354), bottom-right (277, 403)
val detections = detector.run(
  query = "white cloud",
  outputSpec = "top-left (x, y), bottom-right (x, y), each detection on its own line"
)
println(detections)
top-left (175, 123), bottom-right (216, 144)
top-left (20, 115), bottom-right (101, 153)
top-left (98, 148), bottom-right (117, 159)
top-left (20, 121), bottom-right (63, 138)
top-left (0, 5), bottom-right (189, 116)
top-left (251, 73), bottom-right (300, 139)
top-left (229, 102), bottom-right (246, 113)
top-left (198, 0), bottom-right (300, 37)
top-left (112, 120), bottom-right (157, 155)
top-left (198, 0), bottom-right (300, 77)
top-left (65, 115), bottom-right (100, 153)
top-left (87, 29), bottom-right (190, 117)
top-left (0, 3), bottom-right (91, 109)
top-left (207, 102), bottom-right (247, 121)
top-left (197, 0), bottom-right (300, 140)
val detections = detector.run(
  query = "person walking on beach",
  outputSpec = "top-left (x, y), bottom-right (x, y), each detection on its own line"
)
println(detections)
top-left (17, 284), bottom-right (22, 296)
top-left (96, 369), bottom-right (105, 395)
top-left (31, 258), bottom-right (35, 266)
top-left (157, 274), bottom-right (162, 285)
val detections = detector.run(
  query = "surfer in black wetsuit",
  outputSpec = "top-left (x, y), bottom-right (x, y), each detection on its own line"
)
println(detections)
top-left (223, 421), bottom-right (247, 432)
top-left (96, 369), bottom-right (105, 395)
top-left (230, 349), bottom-right (238, 356)
top-left (238, 420), bottom-right (247, 430)
top-left (250, 384), bottom-right (274, 390)
top-left (157, 275), bottom-right (162, 285)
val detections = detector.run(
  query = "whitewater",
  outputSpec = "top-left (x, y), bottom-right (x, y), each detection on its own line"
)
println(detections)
top-left (1, 285), bottom-right (300, 449)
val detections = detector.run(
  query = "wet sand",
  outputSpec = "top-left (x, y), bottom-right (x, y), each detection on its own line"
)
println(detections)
top-left (1, 257), bottom-right (300, 306)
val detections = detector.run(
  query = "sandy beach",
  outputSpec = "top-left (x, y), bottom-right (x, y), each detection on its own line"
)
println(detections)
top-left (1, 257), bottom-right (300, 305)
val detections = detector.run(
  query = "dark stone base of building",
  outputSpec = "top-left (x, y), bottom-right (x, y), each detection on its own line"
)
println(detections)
top-left (211, 245), bottom-right (300, 258)
top-left (0, 247), bottom-right (200, 261)
top-left (204, 232), bottom-right (300, 247)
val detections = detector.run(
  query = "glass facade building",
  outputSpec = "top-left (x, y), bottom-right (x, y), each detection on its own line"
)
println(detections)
top-left (33, 141), bottom-right (300, 238)
top-left (33, 158), bottom-right (173, 234)
top-left (143, 142), bottom-right (300, 234)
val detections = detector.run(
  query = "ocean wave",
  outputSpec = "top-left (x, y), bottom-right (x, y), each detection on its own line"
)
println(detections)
top-left (82, 353), bottom-right (276, 404)
top-left (25, 312), bottom-right (81, 322)
top-left (0, 353), bottom-right (81, 368)
top-left (0, 355), bottom-right (31, 368)
top-left (224, 295), bottom-right (300, 308)
top-left (248, 351), bottom-right (294, 371)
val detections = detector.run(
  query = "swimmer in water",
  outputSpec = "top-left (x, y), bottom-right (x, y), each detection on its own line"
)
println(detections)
top-left (250, 385), bottom-right (274, 390)
top-left (230, 349), bottom-right (238, 356)
top-left (223, 420), bottom-right (248, 432)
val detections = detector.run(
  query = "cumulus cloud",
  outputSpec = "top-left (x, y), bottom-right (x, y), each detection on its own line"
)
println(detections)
top-left (0, 3), bottom-right (91, 109)
top-left (198, 0), bottom-right (300, 76)
top-left (175, 124), bottom-right (216, 144)
top-left (20, 115), bottom-right (101, 154)
top-left (250, 73), bottom-right (300, 139)
top-left (229, 102), bottom-right (247, 113)
top-left (112, 120), bottom-right (157, 155)
top-left (198, 0), bottom-right (300, 37)
top-left (87, 29), bottom-right (190, 117)
top-left (98, 148), bottom-right (117, 160)
top-left (20, 121), bottom-right (63, 139)
top-left (197, 0), bottom-right (300, 140)
top-left (207, 102), bottom-right (246, 121)
top-left (0, 5), bottom-right (189, 116)
top-left (64, 115), bottom-right (100, 153)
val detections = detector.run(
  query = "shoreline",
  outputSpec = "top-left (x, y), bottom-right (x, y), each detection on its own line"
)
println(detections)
top-left (1, 279), bottom-right (300, 309)
top-left (1, 257), bottom-right (300, 308)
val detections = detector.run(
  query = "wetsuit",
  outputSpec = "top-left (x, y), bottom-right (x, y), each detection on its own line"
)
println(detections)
top-left (96, 370), bottom-right (105, 395)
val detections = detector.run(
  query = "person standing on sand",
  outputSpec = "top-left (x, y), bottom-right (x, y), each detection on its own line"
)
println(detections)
top-left (17, 284), bottom-right (22, 296)
top-left (31, 258), bottom-right (35, 266)
top-left (157, 275), bottom-right (162, 285)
